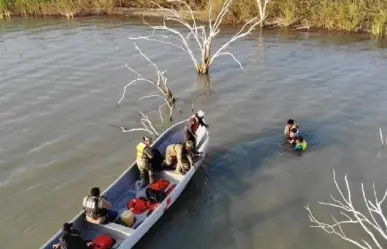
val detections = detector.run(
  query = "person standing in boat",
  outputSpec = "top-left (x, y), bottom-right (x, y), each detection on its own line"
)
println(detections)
top-left (136, 136), bottom-right (154, 187)
top-left (163, 140), bottom-right (195, 175)
top-left (184, 110), bottom-right (208, 149)
top-left (82, 187), bottom-right (118, 225)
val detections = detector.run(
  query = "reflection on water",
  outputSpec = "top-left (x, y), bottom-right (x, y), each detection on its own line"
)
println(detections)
top-left (0, 16), bottom-right (387, 249)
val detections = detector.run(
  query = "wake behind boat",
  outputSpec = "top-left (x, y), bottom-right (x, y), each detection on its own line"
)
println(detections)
top-left (40, 118), bottom-right (210, 249)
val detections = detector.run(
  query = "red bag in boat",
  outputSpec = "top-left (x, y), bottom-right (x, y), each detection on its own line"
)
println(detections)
top-left (92, 234), bottom-right (115, 249)
top-left (127, 197), bottom-right (151, 214)
top-left (149, 180), bottom-right (170, 192)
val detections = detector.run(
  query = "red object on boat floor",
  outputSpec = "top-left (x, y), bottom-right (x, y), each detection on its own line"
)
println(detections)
top-left (92, 234), bottom-right (115, 249)
top-left (149, 180), bottom-right (170, 192)
top-left (127, 198), bottom-right (151, 214)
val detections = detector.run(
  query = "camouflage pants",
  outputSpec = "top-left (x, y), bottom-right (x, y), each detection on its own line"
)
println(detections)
top-left (137, 159), bottom-right (154, 184)
top-left (165, 150), bottom-right (190, 173)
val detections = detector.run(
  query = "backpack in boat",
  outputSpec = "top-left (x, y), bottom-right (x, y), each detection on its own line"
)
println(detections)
top-left (151, 148), bottom-right (164, 172)
top-left (127, 197), bottom-right (151, 215)
top-left (146, 188), bottom-right (166, 204)
top-left (58, 231), bottom-right (89, 249)
top-left (83, 196), bottom-right (106, 219)
top-left (92, 234), bottom-right (115, 249)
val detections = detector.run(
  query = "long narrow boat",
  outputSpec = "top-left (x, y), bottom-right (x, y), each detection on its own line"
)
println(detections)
top-left (40, 118), bottom-right (210, 249)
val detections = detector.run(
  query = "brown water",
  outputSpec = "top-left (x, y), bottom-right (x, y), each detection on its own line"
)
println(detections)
top-left (1, 16), bottom-right (387, 249)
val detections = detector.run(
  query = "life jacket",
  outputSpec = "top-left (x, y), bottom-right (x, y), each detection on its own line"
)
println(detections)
top-left (301, 140), bottom-right (308, 151)
top-left (294, 140), bottom-right (308, 151)
top-left (145, 180), bottom-right (170, 204)
top-left (148, 180), bottom-right (176, 195)
top-left (146, 180), bottom-right (176, 213)
top-left (149, 180), bottom-right (171, 192)
top-left (127, 197), bottom-right (152, 215)
top-left (136, 142), bottom-right (148, 161)
top-left (83, 196), bottom-right (105, 219)
top-left (186, 115), bottom-right (200, 134)
top-left (92, 234), bottom-right (115, 249)
top-left (59, 231), bottom-right (88, 249)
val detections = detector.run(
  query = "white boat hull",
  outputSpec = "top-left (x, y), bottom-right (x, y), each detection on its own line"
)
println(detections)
top-left (40, 118), bottom-right (210, 249)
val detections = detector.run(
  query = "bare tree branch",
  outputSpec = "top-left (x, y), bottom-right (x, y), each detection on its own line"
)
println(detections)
top-left (305, 170), bottom-right (387, 249)
top-left (110, 112), bottom-right (159, 136)
top-left (118, 42), bottom-right (175, 121)
top-left (129, 0), bottom-right (267, 74)
top-left (119, 112), bottom-right (160, 136)
top-left (116, 42), bottom-right (177, 136)
top-left (256, 0), bottom-right (271, 27)
top-left (218, 52), bottom-right (244, 70)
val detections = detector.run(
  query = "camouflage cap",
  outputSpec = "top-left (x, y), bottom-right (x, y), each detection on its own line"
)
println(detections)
top-left (143, 136), bottom-right (152, 142)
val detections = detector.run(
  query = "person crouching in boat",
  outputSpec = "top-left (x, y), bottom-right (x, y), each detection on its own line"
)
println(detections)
top-left (184, 110), bottom-right (208, 150)
top-left (293, 137), bottom-right (308, 151)
top-left (163, 141), bottom-right (195, 175)
top-left (284, 119), bottom-right (299, 138)
top-left (53, 223), bottom-right (92, 249)
top-left (136, 136), bottom-right (155, 187)
top-left (82, 187), bottom-right (118, 225)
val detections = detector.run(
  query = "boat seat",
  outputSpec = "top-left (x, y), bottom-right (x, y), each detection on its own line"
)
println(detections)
top-left (93, 222), bottom-right (135, 237)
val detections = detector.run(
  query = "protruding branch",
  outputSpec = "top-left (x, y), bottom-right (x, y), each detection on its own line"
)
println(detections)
top-left (118, 42), bottom-right (175, 121)
top-left (305, 169), bottom-right (387, 249)
top-left (118, 112), bottom-right (160, 136)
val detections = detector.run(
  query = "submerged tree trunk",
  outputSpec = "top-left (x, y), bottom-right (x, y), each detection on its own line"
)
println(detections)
top-left (197, 63), bottom-right (210, 74)
top-left (257, 0), bottom-right (270, 27)
top-left (197, 43), bottom-right (211, 74)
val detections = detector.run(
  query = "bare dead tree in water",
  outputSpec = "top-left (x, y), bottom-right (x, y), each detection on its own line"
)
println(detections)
top-left (305, 170), bottom-right (387, 249)
top-left (117, 42), bottom-right (176, 135)
top-left (256, 0), bottom-right (271, 27)
top-left (129, 0), bottom-right (266, 74)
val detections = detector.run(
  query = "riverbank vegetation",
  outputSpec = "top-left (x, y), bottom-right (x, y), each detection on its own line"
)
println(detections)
top-left (1, 0), bottom-right (386, 38)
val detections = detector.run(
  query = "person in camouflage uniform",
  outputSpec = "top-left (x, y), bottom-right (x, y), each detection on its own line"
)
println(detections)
top-left (136, 136), bottom-right (154, 187)
top-left (164, 141), bottom-right (195, 175)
